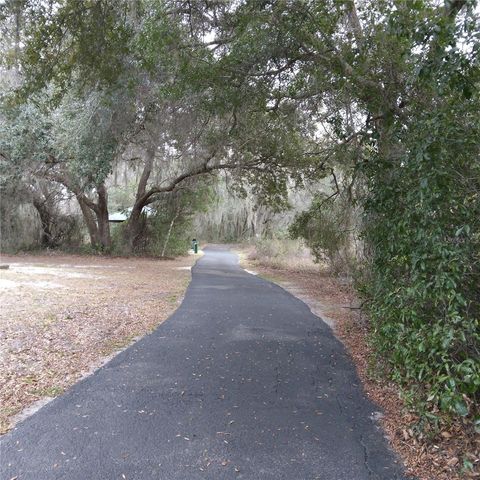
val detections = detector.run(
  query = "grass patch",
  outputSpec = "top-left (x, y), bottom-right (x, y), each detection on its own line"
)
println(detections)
top-left (31, 386), bottom-right (64, 397)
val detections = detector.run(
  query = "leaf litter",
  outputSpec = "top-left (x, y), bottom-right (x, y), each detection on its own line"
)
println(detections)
top-left (0, 252), bottom-right (195, 434)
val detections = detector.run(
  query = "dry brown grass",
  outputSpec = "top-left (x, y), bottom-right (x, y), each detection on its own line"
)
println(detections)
top-left (0, 252), bottom-right (196, 434)
top-left (239, 241), bottom-right (326, 273)
top-left (238, 246), bottom-right (479, 480)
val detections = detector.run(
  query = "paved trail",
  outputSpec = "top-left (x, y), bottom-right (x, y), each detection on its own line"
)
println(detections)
top-left (1, 246), bottom-right (407, 479)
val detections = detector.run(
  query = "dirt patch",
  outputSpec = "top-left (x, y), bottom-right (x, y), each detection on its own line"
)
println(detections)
top-left (0, 252), bottom-right (197, 434)
top-left (238, 247), bottom-right (478, 480)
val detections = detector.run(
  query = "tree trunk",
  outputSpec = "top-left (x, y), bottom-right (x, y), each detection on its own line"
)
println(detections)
top-left (32, 196), bottom-right (54, 248)
top-left (126, 149), bottom-right (155, 250)
top-left (126, 202), bottom-right (147, 250)
top-left (74, 184), bottom-right (111, 250)
top-left (95, 184), bottom-right (111, 250)
top-left (76, 195), bottom-right (101, 247)
top-left (42, 167), bottom-right (111, 250)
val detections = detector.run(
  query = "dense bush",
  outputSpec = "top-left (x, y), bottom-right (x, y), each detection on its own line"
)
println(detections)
top-left (146, 210), bottom-right (193, 257)
top-left (359, 91), bottom-right (480, 421)
top-left (111, 211), bottom-right (192, 257)
top-left (287, 4), bottom-right (480, 429)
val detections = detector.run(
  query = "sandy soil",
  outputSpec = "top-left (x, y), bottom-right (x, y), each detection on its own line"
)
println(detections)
top-left (0, 252), bottom-right (196, 434)
top-left (237, 247), bottom-right (479, 480)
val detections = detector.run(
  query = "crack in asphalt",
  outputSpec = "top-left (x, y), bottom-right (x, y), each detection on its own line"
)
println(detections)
top-left (359, 434), bottom-right (376, 479)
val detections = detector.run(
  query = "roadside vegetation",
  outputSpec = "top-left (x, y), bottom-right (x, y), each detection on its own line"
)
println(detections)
top-left (0, 1), bottom-right (478, 478)
top-left (238, 239), bottom-right (476, 479)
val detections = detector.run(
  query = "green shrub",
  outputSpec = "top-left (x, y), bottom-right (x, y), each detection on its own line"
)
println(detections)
top-left (359, 95), bottom-right (480, 422)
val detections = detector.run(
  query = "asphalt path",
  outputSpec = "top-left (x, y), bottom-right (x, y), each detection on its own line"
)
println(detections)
top-left (1, 246), bottom-right (407, 479)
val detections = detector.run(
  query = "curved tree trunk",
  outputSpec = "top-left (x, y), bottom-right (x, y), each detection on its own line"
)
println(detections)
top-left (125, 149), bottom-right (155, 250)
top-left (76, 195), bottom-right (101, 247)
top-left (40, 163), bottom-right (112, 250)
top-left (74, 183), bottom-right (111, 250)
top-left (32, 196), bottom-right (54, 248)
top-left (126, 203), bottom-right (145, 249)
top-left (95, 184), bottom-right (111, 250)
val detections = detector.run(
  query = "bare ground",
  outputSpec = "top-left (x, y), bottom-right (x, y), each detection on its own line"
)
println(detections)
top-left (0, 252), bottom-right (196, 434)
top-left (237, 246), bottom-right (479, 480)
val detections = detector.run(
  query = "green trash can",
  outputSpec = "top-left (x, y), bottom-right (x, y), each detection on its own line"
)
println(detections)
top-left (192, 238), bottom-right (198, 254)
